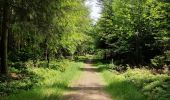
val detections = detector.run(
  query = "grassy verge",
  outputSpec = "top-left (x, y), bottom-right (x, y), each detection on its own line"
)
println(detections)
top-left (95, 62), bottom-right (170, 100)
top-left (0, 60), bottom-right (83, 100)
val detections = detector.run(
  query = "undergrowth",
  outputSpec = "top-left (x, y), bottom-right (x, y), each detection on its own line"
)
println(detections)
top-left (96, 63), bottom-right (170, 100)
top-left (0, 60), bottom-right (83, 100)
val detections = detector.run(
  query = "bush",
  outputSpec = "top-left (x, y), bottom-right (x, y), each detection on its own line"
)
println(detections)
top-left (9, 62), bottom-right (26, 69)
top-left (164, 51), bottom-right (170, 65)
top-left (49, 60), bottom-right (69, 72)
top-left (38, 61), bottom-right (49, 68)
top-left (0, 68), bottom-right (40, 96)
top-left (123, 68), bottom-right (170, 99)
top-left (151, 50), bottom-right (170, 68)
top-left (151, 56), bottom-right (165, 68)
top-left (99, 61), bottom-right (170, 100)
top-left (0, 59), bottom-right (71, 96)
top-left (37, 60), bottom-right (69, 72)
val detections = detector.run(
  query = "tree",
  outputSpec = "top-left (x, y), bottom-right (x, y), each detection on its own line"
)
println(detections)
top-left (95, 0), bottom-right (170, 66)
top-left (0, 0), bottom-right (10, 74)
top-left (0, 0), bottom-right (92, 74)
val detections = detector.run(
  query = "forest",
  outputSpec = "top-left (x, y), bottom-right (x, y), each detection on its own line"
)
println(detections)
top-left (0, 0), bottom-right (170, 100)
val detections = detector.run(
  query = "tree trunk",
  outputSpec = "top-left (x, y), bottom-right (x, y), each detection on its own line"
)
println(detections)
top-left (43, 37), bottom-right (50, 67)
top-left (135, 31), bottom-right (140, 65)
top-left (0, 0), bottom-right (9, 75)
top-left (44, 40), bottom-right (49, 67)
top-left (45, 47), bottom-right (50, 67)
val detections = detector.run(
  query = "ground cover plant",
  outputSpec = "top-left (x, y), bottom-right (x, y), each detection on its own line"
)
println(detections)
top-left (95, 61), bottom-right (170, 100)
top-left (0, 60), bottom-right (83, 100)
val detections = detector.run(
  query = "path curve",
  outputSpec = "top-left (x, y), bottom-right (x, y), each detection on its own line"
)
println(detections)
top-left (62, 61), bottom-right (112, 100)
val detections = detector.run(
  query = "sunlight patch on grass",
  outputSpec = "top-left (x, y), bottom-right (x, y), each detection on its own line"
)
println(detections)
top-left (102, 70), bottom-right (145, 100)
top-left (5, 61), bottom-right (83, 100)
top-left (96, 63), bottom-right (170, 100)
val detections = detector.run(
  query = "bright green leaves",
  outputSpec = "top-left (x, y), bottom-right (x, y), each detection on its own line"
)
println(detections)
top-left (95, 0), bottom-right (170, 65)
top-left (55, 0), bottom-right (91, 56)
top-left (61, 33), bottom-right (86, 55)
top-left (1, 0), bottom-right (92, 63)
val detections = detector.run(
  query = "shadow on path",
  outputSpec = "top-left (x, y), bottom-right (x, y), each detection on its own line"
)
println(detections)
top-left (79, 67), bottom-right (98, 72)
top-left (62, 59), bottom-right (112, 100)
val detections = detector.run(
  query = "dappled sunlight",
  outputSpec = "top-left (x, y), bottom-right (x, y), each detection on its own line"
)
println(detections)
top-left (0, 0), bottom-right (169, 99)
top-left (68, 86), bottom-right (104, 91)
top-left (62, 62), bottom-right (112, 100)
top-left (79, 67), bottom-right (98, 72)
top-left (6, 87), bottom-right (62, 100)
top-left (96, 61), bottom-right (170, 100)
top-left (4, 61), bottom-right (83, 100)
top-left (106, 81), bottom-right (145, 100)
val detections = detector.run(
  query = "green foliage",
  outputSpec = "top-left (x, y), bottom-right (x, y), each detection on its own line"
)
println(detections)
top-left (101, 68), bottom-right (145, 100)
top-left (48, 60), bottom-right (70, 72)
top-left (1, 0), bottom-right (92, 68)
top-left (0, 60), bottom-right (83, 99)
top-left (0, 68), bottom-right (40, 96)
top-left (58, 0), bottom-right (92, 56)
top-left (96, 62), bottom-right (170, 100)
top-left (151, 50), bottom-right (170, 68)
top-left (95, 0), bottom-right (170, 65)
top-left (123, 68), bottom-right (170, 100)
top-left (151, 56), bottom-right (166, 68)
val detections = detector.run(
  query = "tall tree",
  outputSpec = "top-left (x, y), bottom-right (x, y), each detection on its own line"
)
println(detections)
top-left (0, 0), bottom-right (10, 74)
top-left (95, 0), bottom-right (170, 66)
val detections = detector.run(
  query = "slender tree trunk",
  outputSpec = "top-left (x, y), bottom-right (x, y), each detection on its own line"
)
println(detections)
top-left (44, 39), bottom-right (49, 67)
top-left (47, 50), bottom-right (50, 67)
top-left (0, 13), bottom-right (2, 73)
top-left (45, 47), bottom-right (50, 67)
top-left (135, 31), bottom-right (139, 65)
top-left (0, 0), bottom-right (9, 75)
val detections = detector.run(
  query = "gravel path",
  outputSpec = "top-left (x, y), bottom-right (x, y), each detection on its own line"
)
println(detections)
top-left (62, 62), bottom-right (112, 100)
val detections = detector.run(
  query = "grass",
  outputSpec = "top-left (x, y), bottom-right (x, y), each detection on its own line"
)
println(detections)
top-left (101, 69), bottom-right (145, 100)
top-left (95, 61), bottom-right (170, 100)
top-left (1, 60), bottom-right (83, 100)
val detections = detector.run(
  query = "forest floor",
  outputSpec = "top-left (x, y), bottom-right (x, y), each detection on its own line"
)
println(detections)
top-left (62, 61), bottom-right (112, 100)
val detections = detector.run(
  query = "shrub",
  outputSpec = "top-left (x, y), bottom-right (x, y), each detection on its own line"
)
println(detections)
top-left (151, 50), bottom-right (170, 68)
top-left (0, 67), bottom-right (40, 96)
top-left (123, 68), bottom-right (170, 99)
top-left (151, 56), bottom-right (165, 68)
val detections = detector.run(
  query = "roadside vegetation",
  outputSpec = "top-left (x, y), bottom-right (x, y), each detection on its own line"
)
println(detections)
top-left (0, 60), bottom-right (83, 100)
top-left (94, 60), bottom-right (170, 100)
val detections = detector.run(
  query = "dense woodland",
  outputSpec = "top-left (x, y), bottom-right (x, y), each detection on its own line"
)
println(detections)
top-left (0, 0), bottom-right (170, 100)
top-left (95, 0), bottom-right (170, 67)
top-left (0, 0), bottom-right (92, 74)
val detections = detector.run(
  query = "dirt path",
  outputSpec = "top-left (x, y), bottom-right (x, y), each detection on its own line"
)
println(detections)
top-left (62, 62), bottom-right (112, 100)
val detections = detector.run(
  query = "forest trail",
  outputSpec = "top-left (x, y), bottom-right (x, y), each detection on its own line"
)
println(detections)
top-left (62, 61), bottom-right (112, 100)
